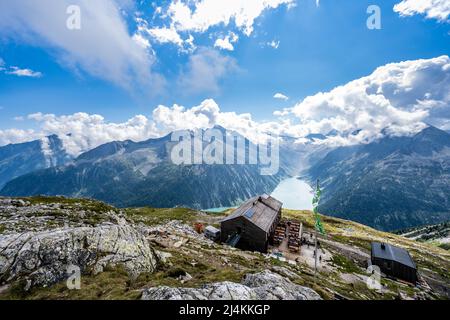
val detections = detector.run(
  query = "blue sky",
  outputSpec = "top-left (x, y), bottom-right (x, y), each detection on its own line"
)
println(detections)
top-left (0, 0), bottom-right (449, 152)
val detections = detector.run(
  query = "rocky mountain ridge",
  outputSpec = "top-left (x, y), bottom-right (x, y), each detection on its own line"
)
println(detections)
top-left (0, 135), bottom-right (71, 189)
top-left (306, 126), bottom-right (450, 231)
top-left (0, 128), bottom-right (286, 209)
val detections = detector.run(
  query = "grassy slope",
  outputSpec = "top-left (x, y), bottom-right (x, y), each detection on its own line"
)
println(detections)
top-left (0, 198), bottom-right (449, 300)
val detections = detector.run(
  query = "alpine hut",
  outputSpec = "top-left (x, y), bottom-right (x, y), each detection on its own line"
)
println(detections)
top-left (371, 242), bottom-right (418, 284)
top-left (220, 194), bottom-right (282, 253)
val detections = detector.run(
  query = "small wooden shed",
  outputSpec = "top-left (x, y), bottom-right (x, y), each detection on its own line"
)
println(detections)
top-left (371, 242), bottom-right (418, 284)
top-left (204, 225), bottom-right (220, 241)
top-left (220, 194), bottom-right (282, 253)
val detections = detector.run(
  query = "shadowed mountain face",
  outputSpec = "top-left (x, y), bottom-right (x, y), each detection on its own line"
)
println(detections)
top-left (0, 128), bottom-right (286, 209)
top-left (0, 135), bottom-right (71, 189)
top-left (306, 126), bottom-right (450, 231)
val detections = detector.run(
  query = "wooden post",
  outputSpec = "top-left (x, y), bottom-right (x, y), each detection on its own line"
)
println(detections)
top-left (299, 222), bottom-right (303, 254)
top-left (314, 229), bottom-right (318, 284)
top-left (299, 222), bottom-right (303, 239)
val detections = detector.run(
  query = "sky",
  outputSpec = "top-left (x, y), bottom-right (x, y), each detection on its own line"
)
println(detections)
top-left (0, 0), bottom-right (449, 155)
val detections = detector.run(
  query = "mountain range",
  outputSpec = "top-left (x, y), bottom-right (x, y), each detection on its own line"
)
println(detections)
top-left (0, 127), bottom-right (285, 209)
top-left (0, 135), bottom-right (71, 189)
top-left (0, 125), bottom-right (450, 231)
top-left (306, 126), bottom-right (450, 231)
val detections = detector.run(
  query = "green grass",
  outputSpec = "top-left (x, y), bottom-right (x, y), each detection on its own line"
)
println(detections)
top-left (125, 207), bottom-right (210, 226)
top-left (331, 234), bottom-right (372, 251)
top-left (153, 247), bottom-right (249, 288)
top-left (0, 266), bottom-right (144, 300)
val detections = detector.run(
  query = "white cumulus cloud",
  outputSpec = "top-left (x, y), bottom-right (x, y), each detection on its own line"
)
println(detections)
top-left (165, 0), bottom-right (295, 36)
top-left (276, 55), bottom-right (450, 144)
top-left (133, 16), bottom-right (195, 52)
top-left (0, 58), bottom-right (43, 77)
top-left (214, 33), bottom-right (239, 51)
top-left (274, 93), bottom-right (289, 100)
top-left (152, 99), bottom-right (279, 144)
top-left (394, 0), bottom-right (450, 22)
top-left (131, 0), bottom-right (293, 52)
top-left (20, 112), bottom-right (158, 156)
top-left (147, 27), bottom-right (186, 47)
top-left (5, 66), bottom-right (43, 78)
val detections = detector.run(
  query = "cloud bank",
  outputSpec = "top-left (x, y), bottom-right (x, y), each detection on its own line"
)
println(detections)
top-left (1, 56), bottom-right (449, 154)
top-left (277, 55), bottom-right (450, 144)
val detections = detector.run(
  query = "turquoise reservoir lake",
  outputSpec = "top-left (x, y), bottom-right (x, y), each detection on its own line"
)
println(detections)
top-left (206, 177), bottom-right (314, 212)
top-left (270, 177), bottom-right (314, 210)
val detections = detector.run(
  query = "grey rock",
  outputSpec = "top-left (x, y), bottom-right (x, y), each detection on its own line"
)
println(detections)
top-left (142, 270), bottom-right (321, 300)
top-left (270, 266), bottom-right (301, 280)
top-left (242, 270), bottom-right (320, 300)
top-left (142, 282), bottom-right (256, 300)
top-left (0, 222), bottom-right (158, 289)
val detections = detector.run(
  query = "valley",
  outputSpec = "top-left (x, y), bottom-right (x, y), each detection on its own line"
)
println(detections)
top-left (1, 125), bottom-right (450, 232)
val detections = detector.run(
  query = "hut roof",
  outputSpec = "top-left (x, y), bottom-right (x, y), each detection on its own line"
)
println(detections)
top-left (221, 194), bottom-right (282, 233)
top-left (205, 225), bottom-right (220, 234)
top-left (371, 242), bottom-right (416, 269)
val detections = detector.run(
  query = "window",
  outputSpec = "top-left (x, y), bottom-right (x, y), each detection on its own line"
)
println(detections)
top-left (244, 208), bottom-right (255, 218)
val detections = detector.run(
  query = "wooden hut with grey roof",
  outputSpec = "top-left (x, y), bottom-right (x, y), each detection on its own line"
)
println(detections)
top-left (220, 194), bottom-right (282, 253)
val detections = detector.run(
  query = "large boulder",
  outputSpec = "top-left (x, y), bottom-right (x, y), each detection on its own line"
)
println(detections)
top-left (0, 221), bottom-right (158, 289)
top-left (142, 270), bottom-right (321, 300)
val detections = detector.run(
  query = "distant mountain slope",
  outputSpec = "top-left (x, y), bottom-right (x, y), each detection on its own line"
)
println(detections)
top-left (395, 222), bottom-right (450, 250)
top-left (307, 126), bottom-right (450, 231)
top-left (0, 135), bottom-right (71, 189)
top-left (0, 128), bottom-right (286, 209)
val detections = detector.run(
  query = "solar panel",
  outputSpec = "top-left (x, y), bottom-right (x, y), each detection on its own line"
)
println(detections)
top-left (244, 208), bottom-right (255, 218)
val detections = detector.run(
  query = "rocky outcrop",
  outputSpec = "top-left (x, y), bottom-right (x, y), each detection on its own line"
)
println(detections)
top-left (141, 270), bottom-right (321, 300)
top-left (0, 204), bottom-right (158, 289)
